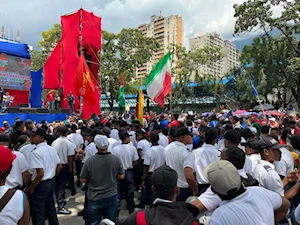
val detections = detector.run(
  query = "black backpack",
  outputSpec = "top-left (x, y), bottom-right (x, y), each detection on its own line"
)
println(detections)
top-left (242, 173), bottom-right (259, 187)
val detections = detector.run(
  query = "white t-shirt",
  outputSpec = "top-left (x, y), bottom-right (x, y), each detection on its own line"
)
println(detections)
top-left (243, 156), bottom-right (253, 175)
top-left (0, 186), bottom-right (24, 225)
top-left (51, 136), bottom-right (76, 164)
top-left (248, 154), bottom-right (261, 172)
top-left (19, 143), bottom-right (36, 175)
top-left (144, 145), bottom-right (166, 172)
top-left (111, 144), bottom-right (139, 170)
top-left (158, 133), bottom-right (169, 147)
top-left (129, 131), bottom-right (137, 148)
top-left (252, 160), bottom-right (284, 196)
top-left (208, 186), bottom-right (282, 225)
top-left (5, 151), bottom-right (29, 188)
top-left (83, 142), bottom-right (97, 163)
top-left (166, 141), bottom-right (195, 188)
top-left (30, 142), bottom-right (61, 181)
top-left (108, 138), bottom-right (117, 152)
top-left (274, 147), bottom-right (294, 177)
top-left (137, 139), bottom-right (151, 159)
top-left (193, 144), bottom-right (220, 184)
top-left (67, 132), bottom-right (84, 150)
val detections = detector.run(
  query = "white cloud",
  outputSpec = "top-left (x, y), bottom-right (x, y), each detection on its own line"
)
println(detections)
top-left (0, 0), bottom-right (249, 48)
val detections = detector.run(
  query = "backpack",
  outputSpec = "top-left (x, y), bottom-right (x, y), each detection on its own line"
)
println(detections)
top-left (242, 173), bottom-right (259, 187)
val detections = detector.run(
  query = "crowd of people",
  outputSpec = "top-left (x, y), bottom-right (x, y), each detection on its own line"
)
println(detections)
top-left (1, 110), bottom-right (300, 225)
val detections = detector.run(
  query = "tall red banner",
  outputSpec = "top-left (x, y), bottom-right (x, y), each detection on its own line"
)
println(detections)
top-left (61, 11), bottom-right (80, 109)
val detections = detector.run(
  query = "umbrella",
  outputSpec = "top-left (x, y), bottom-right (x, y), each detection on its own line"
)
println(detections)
top-left (235, 110), bottom-right (248, 115)
top-left (264, 110), bottom-right (282, 116)
top-left (252, 104), bottom-right (274, 112)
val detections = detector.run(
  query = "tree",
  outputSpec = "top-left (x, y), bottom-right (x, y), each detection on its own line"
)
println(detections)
top-left (169, 44), bottom-right (224, 107)
top-left (100, 29), bottom-right (159, 110)
top-left (234, 0), bottom-right (300, 108)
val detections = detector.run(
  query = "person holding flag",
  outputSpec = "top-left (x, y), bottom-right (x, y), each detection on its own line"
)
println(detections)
top-left (118, 74), bottom-right (126, 109)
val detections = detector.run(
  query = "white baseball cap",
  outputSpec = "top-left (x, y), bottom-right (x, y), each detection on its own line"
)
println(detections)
top-left (94, 135), bottom-right (109, 149)
top-left (205, 160), bottom-right (241, 196)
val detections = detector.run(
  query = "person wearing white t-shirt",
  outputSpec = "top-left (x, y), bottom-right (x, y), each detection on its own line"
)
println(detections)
top-left (0, 146), bottom-right (30, 225)
top-left (252, 136), bottom-right (300, 201)
top-left (26, 128), bottom-right (62, 225)
top-left (206, 160), bottom-right (290, 225)
top-left (19, 142), bottom-right (36, 175)
top-left (103, 127), bottom-right (117, 152)
top-left (166, 127), bottom-right (198, 201)
top-left (111, 131), bottom-right (139, 214)
top-left (223, 129), bottom-right (253, 175)
top-left (142, 131), bottom-right (166, 205)
top-left (274, 146), bottom-right (294, 178)
top-left (242, 137), bottom-right (262, 172)
top-left (193, 128), bottom-right (220, 195)
top-left (51, 126), bottom-right (76, 214)
top-left (154, 124), bottom-right (169, 147)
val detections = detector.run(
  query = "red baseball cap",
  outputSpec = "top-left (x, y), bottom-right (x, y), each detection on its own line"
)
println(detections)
top-left (0, 146), bottom-right (16, 176)
top-left (0, 127), bottom-right (5, 131)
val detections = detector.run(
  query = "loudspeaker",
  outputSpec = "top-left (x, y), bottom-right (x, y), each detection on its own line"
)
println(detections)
top-left (37, 108), bottom-right (49, 114)
top-left (60, 109), bottom-right (70, 114)
top-left (18, 104), bottom-right (29, 108)
top-left (21, 108), bottom-right (37, 114)
top-left (7, 107), bottom-right (20, 113)
top-left (58, 87), bottom-right (63, 97)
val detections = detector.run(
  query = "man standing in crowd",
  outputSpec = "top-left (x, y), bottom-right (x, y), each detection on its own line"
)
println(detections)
top-left (51, 125), bottom-right (76, 214)
top-left (67, 91), bottom-right (75, 114)
top-left (206, 160), bottom-right (290, 225)
top-left (193, 128), bottom-right (220, 195)
top-left (166, 127), bottom-right (198, 201)
top-left (80, 134), bottom-right (125, 224)
top-left (9, 121), bottom-right (25, 147)
top-left (26, 128), bottom-right (62, 225)
top-left (111, 132), bottom-right (139, 214)
top-left (142, 131), bottom-right (166, 206)
top-left (116, 165), bottom-right (200, 225)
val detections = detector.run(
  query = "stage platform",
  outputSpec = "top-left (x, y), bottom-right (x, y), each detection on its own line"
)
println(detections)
top-left (0, 113), bottom-right (70, 126)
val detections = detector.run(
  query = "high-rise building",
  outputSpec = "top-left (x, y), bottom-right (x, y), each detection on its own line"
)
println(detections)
top-left (189, 32), bottom-right (240, 78)
top-left (137, 14), bottom-right (183, 78)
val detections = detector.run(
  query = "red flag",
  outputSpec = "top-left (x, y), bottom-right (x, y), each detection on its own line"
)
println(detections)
top-left (74, 54), bottom-right (95, 106)
top-left (43, 40), bottom-right (61, 89)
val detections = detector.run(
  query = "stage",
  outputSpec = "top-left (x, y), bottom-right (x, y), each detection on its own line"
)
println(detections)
top-left (0, 112), bottom-right (70, 126)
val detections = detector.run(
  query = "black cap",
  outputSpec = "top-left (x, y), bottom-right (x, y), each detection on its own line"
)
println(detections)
top-left (154, 124), bottom-right (162, 130)
top-left (28, 128), bottom-right (46, 137)
top-left (261, 136), bottom-right (284, 149)
top-left (136, 129), bottom-right (146, 136)
top-left (58, 125), bottom-right (69, 134)
top-left (70, 124), bottom-right (77, 131)
top-left (242, 128), bottom-right (254, 139)
top-left (151, 165), bottom-right (178, 199)
top-left (241, 138), bottom-right (265, 150)
top-left (82, 128), bottom-right (93, 137)
top-left (169, 126), bottom-right (177, 137)
top-left (15, 121), bottom-right (24, 129)
top-left (0, 135), bottom-right (10, 143)
top-left (224, 130), bottom-right (241, 144)
top-left (25, 119), bottom-right (33, 125)
top-left (102, 127), bottom-right (111, 135)
top-left (91, 128), bottom-right (103, 137)
top-left (119, 131), bottom-right (131, 141)
top-left (289, 120), bottom-right (297, 125)
top-left (222, 124), bottom-right (233, 131)
top-left (175, 127), bottom-right (191, 137)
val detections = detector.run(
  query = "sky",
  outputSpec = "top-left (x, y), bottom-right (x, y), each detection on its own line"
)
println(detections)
top-left (0, 0), bottom-right (254, 50)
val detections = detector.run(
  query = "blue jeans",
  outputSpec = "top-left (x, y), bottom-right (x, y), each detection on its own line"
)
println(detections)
top-left (88, 194), bottom-right (118, 224)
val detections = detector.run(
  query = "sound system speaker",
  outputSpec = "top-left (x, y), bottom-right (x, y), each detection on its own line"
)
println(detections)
top-left (18, 104), bottom-right (29, 108)
top-left (7, 107), bottom-right (21, 113)
top-left (21, 108), bottom-right (37, 114)
top-left (37, 108), bottom-right (49, 114)
top-left (58, 87), bottom-right (63, 97)
top-left (60, 109), bottom-right (70, 114)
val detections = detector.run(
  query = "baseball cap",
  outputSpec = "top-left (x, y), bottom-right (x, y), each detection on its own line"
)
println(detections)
top-left (175, 127), bottom-right (191, 137)
top-left (136, 129), bottom-right (146, 136)
top-left (0, 135), bottom-right (11, 143)
top-left (222, 124), bottom-right (233, 131)
top-left (28, 127), bottom-right (46, 137)
top-left (241, 138), bottom-right (265, 150)
top-left (224, 130), bottom-right (241, 144)
top-left (261, 136), bottom-right (284, 149)
top-left (58, 125), bottom-right (69, 134)
top-left (94, 135), bottom-right (109, 149)
top-left (102, 127), bottom-right (111, 135)
top-left (78, 120), bottom-right (84, 124)
top-left (15, 121), bottom-right (24, 129)
top-left (151, 165), bottom-right (178, 199)
top-left (119, 131), bottom-right (131, 141)
top-left (0, 146), bottom-right (16, 176)
top-left (249, 127), bottom-right (257, 134)
top-left (82, 128), bottom-right (93, 136)
top-left (205, 160), bottom-right (241, 196)
top-left (242, 128), bottom-right (254, 139)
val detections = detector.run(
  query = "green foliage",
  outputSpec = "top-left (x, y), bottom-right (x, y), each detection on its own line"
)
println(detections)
top-left (99, 29), bottom-right (159, 110)
top-left (169, 44), bottom-right (224, 106)
top-left (233, 0), bottom-right (300, 108)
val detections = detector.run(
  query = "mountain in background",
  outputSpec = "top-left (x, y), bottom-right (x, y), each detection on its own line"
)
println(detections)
top-left (232, 38), bottom-right (254, 51)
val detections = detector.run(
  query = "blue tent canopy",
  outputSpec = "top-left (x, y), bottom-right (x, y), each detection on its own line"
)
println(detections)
top-left (0, 39), bottom-right (30, 59)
